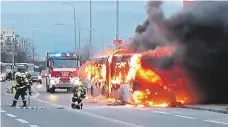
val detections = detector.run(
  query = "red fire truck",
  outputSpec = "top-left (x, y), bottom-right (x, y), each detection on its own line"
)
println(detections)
top-left (45, 52), bottom-right (80, 93)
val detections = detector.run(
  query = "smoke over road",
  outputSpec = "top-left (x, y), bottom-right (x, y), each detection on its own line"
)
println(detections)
top-left (128, 1), bottom-right (228, 104)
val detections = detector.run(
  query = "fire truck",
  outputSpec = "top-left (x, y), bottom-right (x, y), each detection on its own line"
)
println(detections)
top-left (45, 52), bottom-right (80, 93)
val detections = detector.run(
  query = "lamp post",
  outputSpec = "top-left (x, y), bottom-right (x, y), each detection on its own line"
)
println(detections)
top-left (54, 23), bottom-right (94, 49)
top-left (32, 32), bottom-right (35, 63)
top-left (116, 0), bottom-right (119, 40)
top-left (89, 0), bottom-right (92, 46)
top-left (31, 29), bottom-right (41, 63)
top-left (54, 23), bottom-right (95, 66)
top-left (62, 3), bottom-right (77, 52)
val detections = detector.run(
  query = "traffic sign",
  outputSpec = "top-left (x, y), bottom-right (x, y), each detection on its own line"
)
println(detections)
top-left (113, 40), bottom-right (123, 45)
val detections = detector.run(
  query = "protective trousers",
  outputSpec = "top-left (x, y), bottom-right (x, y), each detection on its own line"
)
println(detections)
top-left (27, 84), bottom-right (32, 95)
top-left (11, 88), bottom-right (27, 107)
top-left (72, 96), bottom-right (82, 104)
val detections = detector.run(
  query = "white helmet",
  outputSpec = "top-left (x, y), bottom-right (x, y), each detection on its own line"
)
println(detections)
top-left (14, 72), bottom-right (21, 77)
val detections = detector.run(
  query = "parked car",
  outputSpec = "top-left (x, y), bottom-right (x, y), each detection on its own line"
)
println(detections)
top-left (40, 70), bottom-right (47, 78)
top-left (0, 72), bottom-right (6, 82)
top-left (30, 72), bottom-right (42, 84)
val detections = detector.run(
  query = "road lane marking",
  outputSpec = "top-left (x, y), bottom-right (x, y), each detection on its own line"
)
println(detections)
top-left (139, 109), bottom-right (148, 111)
top-left (16, 119), bottom-right (29, 124)
top-left (29, 125), bottom-right (40, 127)
top-left (76, 109), bottom-right (147, 127)
top-left (0, 110), bottom-right (6, 112)
top-left (174, 115), bottom-right (196, 119)
top-left (204, 120), bottom-right (228, 125)
top-left (33, 98), bottom-right (147, 127)
top-left (153, 111), bottom-right (171, 114)
top-left (6, 114), bottom-right (17, 117)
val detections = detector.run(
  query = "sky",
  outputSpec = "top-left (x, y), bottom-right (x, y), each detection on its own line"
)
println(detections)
top-left (1, 0), bottom-right (183, 59)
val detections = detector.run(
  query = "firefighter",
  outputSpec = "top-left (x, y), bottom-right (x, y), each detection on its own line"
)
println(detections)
top-left (71, 78), bottom-right (86, 109)
top-left (26, 72), bottom-right (32, 96)
top-left (7, 71), bottom-right (12, 82)
top-left (11, 69), bottom-right (29, 107)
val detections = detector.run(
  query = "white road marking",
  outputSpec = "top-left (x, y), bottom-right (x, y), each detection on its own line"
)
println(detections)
top-left (29, 125), bottom-right (40, 127)
top-left (153, 111), bottom-right (171, 114)
top-left (0, 110), bottom-right (6, 112)
top-left (210, 118), bottom-right (228, 121)
top-left (6, 114), bottom-right (17, 118)
top-left (16, 119), bottom-right (29, 124)
top-left (33, 98), bottom-right (146, 127)
top-left (174, 115), bottom-right (196, 119)
top-left (139, 109), bottom-right (148, 111)
top-left (204, 120), bottom-right (228, 125)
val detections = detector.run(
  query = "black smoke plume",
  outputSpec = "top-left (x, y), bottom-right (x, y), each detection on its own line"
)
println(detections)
top-left (128, 1), bottom-right (228, 104)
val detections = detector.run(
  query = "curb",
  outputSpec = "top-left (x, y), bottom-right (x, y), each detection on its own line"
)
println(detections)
top-left (183, 105), bottom-right (228, 114)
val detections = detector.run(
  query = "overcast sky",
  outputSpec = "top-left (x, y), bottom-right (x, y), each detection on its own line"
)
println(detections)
top-left (1, 1), bottom-right (183, 59)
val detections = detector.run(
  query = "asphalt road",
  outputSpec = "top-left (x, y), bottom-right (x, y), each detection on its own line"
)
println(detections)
top-left (1, 81), bottom-right (228, 127)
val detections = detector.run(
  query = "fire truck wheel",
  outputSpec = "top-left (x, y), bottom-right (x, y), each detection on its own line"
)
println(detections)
top-left (50, 88), bottom-right (55, 93)
top-left (67, 88), bottom-right (71, 93)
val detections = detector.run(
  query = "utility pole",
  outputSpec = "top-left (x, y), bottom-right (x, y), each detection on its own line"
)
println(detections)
top-left (73, 5), bottom-right (77, 52)
top-left (101, 36), bottom-right (104, 51)
top-left (11, 27), bottom-right (16, 73)
top-left (12, 36), bottom-right (15, 67)
top-left (116, 0), bottom-right (119, 40)
top-left (62, 3), bottom-right (77, 55)
top-left (32, 32), bottom-right (35, 63)
top-left (78, 21), bottom-right (81, 49)
top-left (89, 0), bottom-right (92, 58)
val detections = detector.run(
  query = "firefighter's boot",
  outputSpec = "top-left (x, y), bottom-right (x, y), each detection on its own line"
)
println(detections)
top-left (22, 100), bottom-right (27, 107)
top-left (11, 100), bottom-right (17, 107)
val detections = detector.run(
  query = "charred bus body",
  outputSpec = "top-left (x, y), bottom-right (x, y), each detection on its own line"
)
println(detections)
top-left (86, 48), bottom-right (191, 106)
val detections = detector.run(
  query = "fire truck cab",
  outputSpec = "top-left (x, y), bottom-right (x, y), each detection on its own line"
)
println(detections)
top-left (45, 52), bottom-right (80, 93)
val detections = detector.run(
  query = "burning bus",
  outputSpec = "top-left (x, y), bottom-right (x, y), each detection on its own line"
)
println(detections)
top-left (83, 45), bottom-right (194, 107)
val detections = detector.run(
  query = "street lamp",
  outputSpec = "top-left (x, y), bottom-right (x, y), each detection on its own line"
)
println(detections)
top-left (116, 0), bottom-right (119, 40)
top-left (89, 0), bottom-right (92, 46)
top-left (11, 22), bottom-right (20, 68)
top-left (31, 31), bottom-right (37, 63)
top-left (54, 23), bottom-right (94, 49)
top-left (62, 3), bottom-right (77, 53)
top-left (54, 23), bottom-right (94, 66)
top-left (92, 30), bottom-right (104, 51)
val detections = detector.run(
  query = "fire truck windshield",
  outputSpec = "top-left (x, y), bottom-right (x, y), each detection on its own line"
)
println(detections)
top-left (53, 59), bottom-right (77, 68)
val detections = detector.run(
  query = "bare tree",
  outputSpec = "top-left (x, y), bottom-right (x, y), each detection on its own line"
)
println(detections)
top-left (1, 35), bottom-right (35, 63)
top-left (16, 37), bottom-right (34, 62)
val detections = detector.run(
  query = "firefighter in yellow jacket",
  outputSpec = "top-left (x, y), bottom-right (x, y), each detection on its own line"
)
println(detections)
top-left (71, 78), bottom-right (86, 109)
top-left (11, 69), bottom-right (29, 107)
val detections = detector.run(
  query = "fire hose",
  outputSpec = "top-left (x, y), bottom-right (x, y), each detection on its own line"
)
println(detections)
top-left (26, 87), bottom-right (31, 107)
top-left (1, 87), bottom-right (11, 95)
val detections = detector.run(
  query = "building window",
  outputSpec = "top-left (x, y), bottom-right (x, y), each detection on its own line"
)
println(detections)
top-left (6, 37), bottom-right (11, 41)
